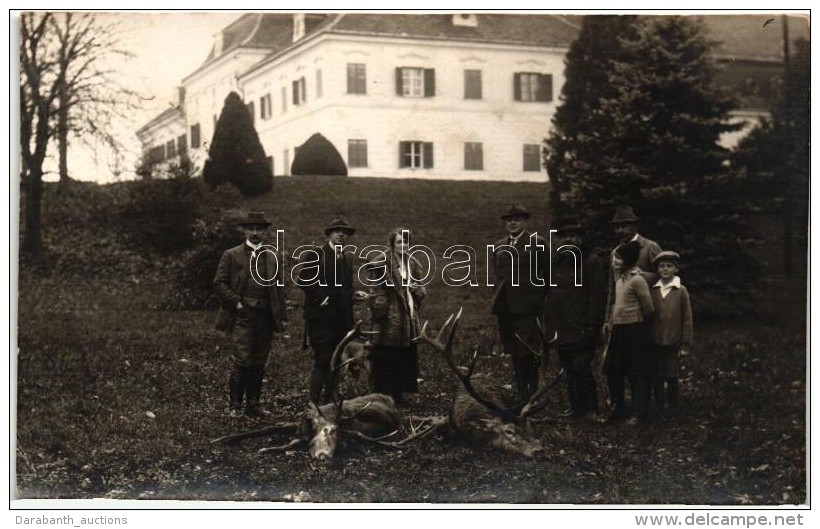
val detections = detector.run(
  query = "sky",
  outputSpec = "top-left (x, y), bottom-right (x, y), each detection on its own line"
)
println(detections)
top-left (18, 12), bottom-right (242, 183)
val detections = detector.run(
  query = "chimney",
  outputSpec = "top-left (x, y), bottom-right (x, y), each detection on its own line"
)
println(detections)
top-left (293, 14), bottom-right (306, 42)
top-left (175, 86), bottom-right (186, 108)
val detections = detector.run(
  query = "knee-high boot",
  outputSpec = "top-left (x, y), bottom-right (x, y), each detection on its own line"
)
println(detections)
top-left (245, 367), bottom-right (271, 418)
top-left (228, 369), bottom-right (245, 416)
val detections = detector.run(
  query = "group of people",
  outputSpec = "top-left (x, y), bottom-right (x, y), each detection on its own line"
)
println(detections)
top-left (212, 204), bottom-right (692, 427)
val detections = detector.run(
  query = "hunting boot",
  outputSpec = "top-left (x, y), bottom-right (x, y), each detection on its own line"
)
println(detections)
top-left (245, 368), bottom-right (271, 418)
top-left (228, 369), bottom-right (245, 418)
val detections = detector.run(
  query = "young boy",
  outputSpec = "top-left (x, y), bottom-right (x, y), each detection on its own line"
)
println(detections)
top-left (649, 251), bottom-right (693, 419)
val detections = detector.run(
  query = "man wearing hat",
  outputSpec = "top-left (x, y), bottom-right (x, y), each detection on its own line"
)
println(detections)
top-left (491, 204), bottom-right (549, 399)
top-left (543, 215), bottom-right (607, 419)
top-left (298, 219), bottom-right (358, 403)
top-left (213, 211), bottom-right (287, 418)
top-left (605, 205), bottom-right (662, 330)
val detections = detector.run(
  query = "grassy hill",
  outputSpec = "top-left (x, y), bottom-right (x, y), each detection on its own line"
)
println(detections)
top-left (15, 177), bottom-right (806, 504)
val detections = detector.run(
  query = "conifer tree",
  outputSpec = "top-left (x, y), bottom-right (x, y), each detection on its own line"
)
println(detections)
top-left (546, 16), bottom-right (754, 308)
top-left (203, 91), bottom-right (273, 196)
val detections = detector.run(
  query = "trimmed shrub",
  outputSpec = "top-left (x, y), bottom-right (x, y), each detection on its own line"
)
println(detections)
top-left (203, 91), bottom-right (273, 196)
top-left (291, 133), bottom-right (348, 176)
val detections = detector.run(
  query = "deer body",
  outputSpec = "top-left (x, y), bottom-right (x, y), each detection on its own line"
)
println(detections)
top-left (448, 384), bottom-right (544, 458)
top-left (307, 393), bottom-right (399, 460)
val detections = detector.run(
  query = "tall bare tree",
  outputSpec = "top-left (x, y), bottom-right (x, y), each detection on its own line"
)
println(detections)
top-left (50, 13), bottom-right (138, 188)
top-left (20, 12), bottom-right (137, 256)
top-left (20, 12), bottom-right (57, 256)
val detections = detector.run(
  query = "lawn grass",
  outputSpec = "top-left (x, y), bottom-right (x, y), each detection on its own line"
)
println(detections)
top-left (15, 177), bottom-right (807, 504)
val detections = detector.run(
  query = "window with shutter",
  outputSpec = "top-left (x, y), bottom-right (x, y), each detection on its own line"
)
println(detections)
top-left (348, 139), bottom-right (368, 168)
top-left (190, 124), bottom-right (201, 148)
top-left (260, 94), bottom-right (272, 119)
top-left (515, 72), bottom-right (553, 102)
top-left (523, 144), bottom-right (541, 171)
top-left (464, 142), bottom-right (483, 170)
top-left (464, 70), bottom-right (482, 99)
top-left (399, 141), bottom-right (432, 168)
top-left (347, 63), bottom-right (367, 94)
top-left (397, 67), bottom-right (426, 97)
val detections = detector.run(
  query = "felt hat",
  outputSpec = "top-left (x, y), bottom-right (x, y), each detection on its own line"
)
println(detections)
top-left (610, 205), bottom-right (640, 225)
top-left (239, 211), bottom-right (272, 227)
top-left (500, 204), bottom-right (531, 220)
top-left (324, 218), bottom-right (356, 236)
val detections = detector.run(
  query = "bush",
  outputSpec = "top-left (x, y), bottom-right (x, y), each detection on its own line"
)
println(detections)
top-left (118, 177), bottom-right (203, 254)
top-left (165, 184), bottom-right (247, 309)
top-left (291, 133), bottom-right (348, 176)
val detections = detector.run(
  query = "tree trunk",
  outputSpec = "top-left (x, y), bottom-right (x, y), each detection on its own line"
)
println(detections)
top-left (58, 84), bottom-right (70, 192)
top-left (22, 166), bottom-right (43, 257)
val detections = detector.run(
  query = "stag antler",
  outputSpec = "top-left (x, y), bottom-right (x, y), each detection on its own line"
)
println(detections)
top-left (416, 309), bottom-right (564, 421)
top-left (346, 416), bottom-right (447, 448)
top-left (514, 316), bottom-right (557, 358)
top-left (415, 308), bottom-right (522, 420)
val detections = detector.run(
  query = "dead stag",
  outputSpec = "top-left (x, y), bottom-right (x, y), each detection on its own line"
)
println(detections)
top-left (210, 327), bottom-right (400, 461)
top-left (409, 308), bottom-right (563, 458)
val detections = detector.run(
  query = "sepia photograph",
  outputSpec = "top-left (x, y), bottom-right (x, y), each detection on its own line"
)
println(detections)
top-left (13, 8), bottom-right (810, 510)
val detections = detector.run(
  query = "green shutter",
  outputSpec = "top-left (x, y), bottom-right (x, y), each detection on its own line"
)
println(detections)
top-left (399, 142), bottom-right (406, 168)
top-left (424, 69), bottom-right (435, 97)
top-left (396, 68), bottom-right (403, 96)
top-left (513, 73), bottom-right (521, 101)
top-left (539, 74), bottom-right (553, 102)
top-left (423, 142), bottom-right (434, 168)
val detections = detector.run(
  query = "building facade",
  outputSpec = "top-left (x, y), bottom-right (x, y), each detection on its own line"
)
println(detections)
top-left (136, 13), bottom-right (808, 181)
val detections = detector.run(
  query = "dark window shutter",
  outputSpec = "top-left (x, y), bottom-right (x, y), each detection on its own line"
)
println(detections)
top-left (423, 142), bottom-right (434, 168)
top-left (513, 73), bottom-right (521, 101)
top-left (396, 68), bottom-right (404, 96)
top-left (399, 142), bottom-right (407, 168)
top-left (424, 68), bottom-right (435, 97)
top-left (301, 77), bottom-right (307, 102)
top-left (292, 81), bottom-right (298, 104)
top-left (347, 64), bottom-right (354, 94)
top-left (539, 74), bottom-right (553, 102)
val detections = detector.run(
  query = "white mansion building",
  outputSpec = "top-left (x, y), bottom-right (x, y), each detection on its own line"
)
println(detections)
top-left (136, 13), bottom-right (806, 182)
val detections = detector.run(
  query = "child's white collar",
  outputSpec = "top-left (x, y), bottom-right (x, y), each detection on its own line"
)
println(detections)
top-left (653, 276), bottom-right (681, 289)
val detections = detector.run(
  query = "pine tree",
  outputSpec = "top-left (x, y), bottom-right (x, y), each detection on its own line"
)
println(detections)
top-left (546, 16), bottom-right (755, 310)
top-left (203, 91), bottom-right (273, 196)
top-left (545, 15), bottom-right (639, 220)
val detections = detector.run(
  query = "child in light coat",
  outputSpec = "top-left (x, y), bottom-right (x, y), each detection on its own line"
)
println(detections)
top-left (649, 251), bottom-right (693, 418)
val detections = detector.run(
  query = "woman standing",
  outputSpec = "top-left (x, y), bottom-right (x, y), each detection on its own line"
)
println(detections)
top-left (365, 228), bottom-right (426, 407)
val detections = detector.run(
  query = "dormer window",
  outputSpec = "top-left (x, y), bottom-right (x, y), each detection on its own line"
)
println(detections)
top-left (293, 14), bottom-right (305, 42)
top-left (452, 14), bottom-right (478, 27)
